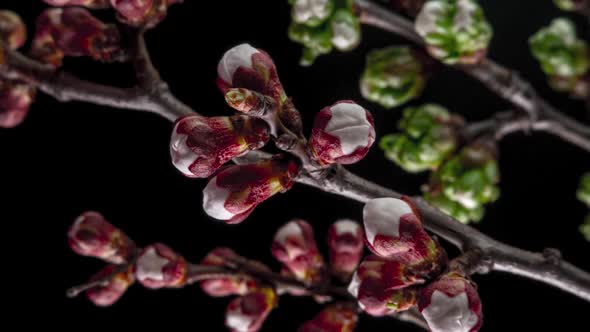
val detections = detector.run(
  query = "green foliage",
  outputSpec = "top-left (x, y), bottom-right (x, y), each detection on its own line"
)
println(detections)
top-left (581, 215), bottom-right (590, 241)
top-left (424, 142), bottom-right (500, 224)
top-left (529, 18), bottom-right (589, 78)
top-left (360, 46), bottom-right (426, 109)
top-left (380, 104), bottom-right (460, 173)
top-left (578, 173), bottom-right (590, 207)
top-left (414, 0), bottom-right (493, 64)
top-left (288, 0), bottom-right (360, 65)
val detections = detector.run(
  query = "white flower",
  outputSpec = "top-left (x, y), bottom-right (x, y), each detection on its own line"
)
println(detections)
top-left (217, 43), bottom-right (259, 85)
top-left (363, 197), bottom-right (413, 245)
top-left (136, 247), bottom-right (169, 282)
top-left (422, 291), bottom-right (479, 332)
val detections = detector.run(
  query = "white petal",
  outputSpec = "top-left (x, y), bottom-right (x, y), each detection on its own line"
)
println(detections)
top-left (226, 305), bottom-right (252, 332)
top-left (333, 219), bottom-right (360, 236)
top-left (422, 291), bottom-right (478, 332)
top-left (363, 198), bottom-right (412, 245)
top-left (331, 21), bottom-right (359, 51)
top-left (454, 0), bottom-right (477, 32)
top-left (415, 1), bottom-right (447, 37)
top-left (275, 221), bottom-right (303, 245)
top-left (170, 131), bottom-right (199, 177)
top-left (136, 247), bottom-right (169, 282)
top-left (203, 177), bottom-right (235, 220)
top-left (218, 44), bottom-right (259, 85)
top-left (325, 102), bottom-right (372, 155)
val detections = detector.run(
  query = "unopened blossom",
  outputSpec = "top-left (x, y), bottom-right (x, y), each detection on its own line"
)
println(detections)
top-left (309, 100), bottom-right (375, 166)
top-left (0, 11), bottom-right (27, 50)
top-left (298, 303), bottom-right (358, 332)
top-left (86, 264), bottom-right (134, 307)
top-left (43, 0), bottom-right (111, 8)
top-left (363, 197), bottom-right (447, 271)
top-left (272, 219), bottom-right (325, 284)
top-left (0, 80), bottom-right (36, 128)
top-left (380, 104), bottom-right (461, 172)
top-left (415, 0), bottom-right (492, 64)
top-left (68, 211), bottom-right (136, 264)
top-left (292, 0), bottom-right (334, 27)
top-left (418, 271), bottom-right (483, 332)
top-left (31, 8), bottom-right (122, 67)
top-left (330, 9), bottom-right (360, 52)
top-left (134, 243), bottom-right (187, 289)
top-left (348, 255), bottom-right (421, 316)
top-left (225, 287), bottom-right (277, 332)
top-left (202, 155), bottom-right (301, 224)
top-left (327, 219), bottom-right (363, 281)
top-left (361, 46), bottom-right (426, 109)
top-left (110, 0), bottom-right (179, 28)
top-left (170, 115), bottom-right (270, 178)
top-left (199, 247), bottom-right (260, 297)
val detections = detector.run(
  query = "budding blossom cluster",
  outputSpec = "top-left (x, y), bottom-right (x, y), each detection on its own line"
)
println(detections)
top-left (529, 18), bottom-right (589, 99)
top-left (351, 197), bottom-right (483, 331)
top-left (171, 43), bottom-right (376, 224)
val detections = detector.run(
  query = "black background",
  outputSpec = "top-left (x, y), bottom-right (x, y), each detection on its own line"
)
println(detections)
top-left (2, 0), bottom-right (589, 330)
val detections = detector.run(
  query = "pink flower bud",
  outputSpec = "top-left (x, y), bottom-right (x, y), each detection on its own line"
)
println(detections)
top-left (43, 0), bottom-right (111, 8)
top-left (0, 79), bottom-right (36, 128)
top-left (348, 255), bottom-right (421, 316)
top-left (134, 243), bottom-right (187, 289)
top-left (202, 155), bottom-right (301, 224)
top-left (199, 247), bottom-right (259, 297)
top-left (309, 101), bottom-right (375, 166)
top-left (68, 211), bottom-right (136, 264)
top-left (86, 264), bottom-right (134, 307)
top-left (363, 197), bottom-right (446, 271)
top-left (31, 8), bottom-right (122, 67)
top-left (298, 303), bottom-right (359, 332)
top-left (0, 11), bottom-right (27, 50)
top-left (418, 272), bottom-right (483, 332)
top-left (327, 219), bottom-right (364, 281)
top-left (225, 287), bottom-right (277, 332)
top-left (217, 43), bottom-right (286, 104)
top-left (271, 219), bottom-right (325, 285)
top-left (110, 0), bottom-right (178, 28)
top-left (170, 115), bottom-right (270, 178)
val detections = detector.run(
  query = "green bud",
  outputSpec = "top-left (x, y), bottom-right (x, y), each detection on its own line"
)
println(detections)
top-left (330, 9), bottom-right (361, 51)
top-left (380, 104), bottom-right (461, 172)
top-left (290, 0), bottom-right (334, 27)
top-left (424, 191), bottom-right (485, 224)
top-left (581, 215), bottom-right (590, 241)
top-left (577, 173), bottom-right (590, 207)
top-left (414, 0), bottom-right (492, 65)
top-left (360, 46), bottom-right (426, 109)
top-left (288, 22), bottom-right (333, 66)
top-left (529, 18), bottom-right (589, 78)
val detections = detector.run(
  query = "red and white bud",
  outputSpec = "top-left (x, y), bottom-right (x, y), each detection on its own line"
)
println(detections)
top-left (43, 0), bottom-right (111, 8)
top-left (68, 211), bottom-right (136, 264)
top-left (110, 0), bottom-right (177, 28)
top-left (309, 101), bottom-right (375, 166)
top-left (199, 247), bottom-right (259, 297)
top-left (271, 219), bottom-right (325, 285)
top-left (217, 43), bottom-right (286, 103)
top-left (328, 219), bottom-right (363, 281)
top-left (31, 8), bottom-right (122, 67)
top-left (0, 11), bottom-right (27, 50)
top-left (0, 80), bottom-right (35, 128)
top-left (225, 287), bottom-right (277, 332)
top-left (86, 264), bottom-right (134, 307)
top-left (134, 243), bottom-right (187, 289)
top-left (348, 255), bottom-right (421, 316)
top-left (170, 115), bottom-right (270, 178)
top-left (298, 303), bottom-right (359, 332)
top-left (418, 271), bottom-right (483, 332)
top-left (202, 155), bottom-right (301, 224)
top-left (363, 197), bottom-right (445, 270)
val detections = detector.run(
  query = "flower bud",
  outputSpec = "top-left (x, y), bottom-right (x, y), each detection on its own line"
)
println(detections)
top-left (31, 8), bottom-right (122, 67)
top-left (170, 115), bottom-right (270, 178)
top-left (202, 155), bottom-right (301, 224)
top-left (297, 303), bottom-right (358, 332)
top-left (225, 287), bottom-right (277, 332)
top-left (134, 243), bottom-right (187, 289)
top-left (272, 219), bottom-right (325, 285)
top-left (424, 141), bottom-right (500, 224)
top-left (328, 219), bottom-right (363, 281)
top-left (348, 255), bottom-right (421, 316)
top-left (86, 264), bottom-right (134, 307)
top-left (380, 104), bottom-right (461, 172)
top-left (68, 211), bottom-right (136, 264)
top-left (0, 11), bottom-right (27, 50)
top-left (292, 0), bottom-right (334, 27)
top-left (418, 271), bottom-right (483, 332)
top-left (330, 9), bottom-right (360, 52)
top-left (0, 79), bottom-right (36, 128)
top-left (43, 0), bottom-right (111, 8)
top-left (199, 247), bottom-right (259, 297)
top-left (415, 0), bottom-right (492, 65)
top-left (110, 0), bottom-right (178, 28)
top-left (553, 0), bottom-right (587, 12)
top-left (288, 22), bottom-right (333, 66)
top-left (360, 46), bottom-right (426, 109)
top-left (363, 197), bottom-right (446, 270)
top-left (309, 100), bottom-right (375, 166)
